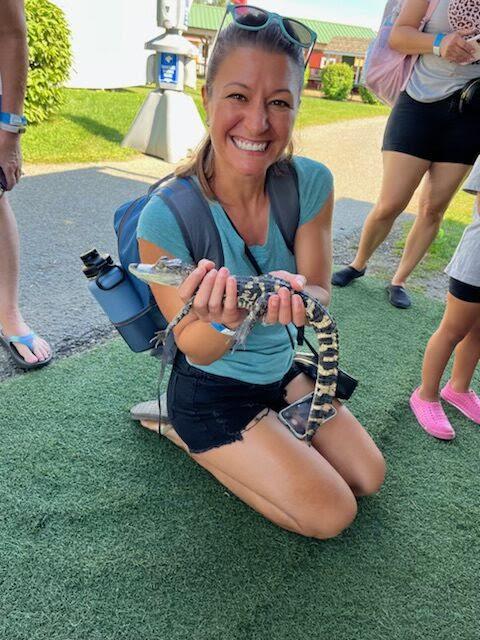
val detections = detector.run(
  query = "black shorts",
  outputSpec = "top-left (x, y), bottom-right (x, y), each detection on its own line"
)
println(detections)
top-left (167, 352), bottom-right (302, 454)
top-left (449, 277), bottom-right (480, 303)
top-left (382, 90), bottom-right (480, 165)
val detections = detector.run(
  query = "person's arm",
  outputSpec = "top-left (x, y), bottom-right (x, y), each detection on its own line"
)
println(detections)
top-left (389, 0), bottom-right (475, 64)
top-left (0, 0), bottom-right (28, 189)
top-left (138, 238), bottom-right (247, 365)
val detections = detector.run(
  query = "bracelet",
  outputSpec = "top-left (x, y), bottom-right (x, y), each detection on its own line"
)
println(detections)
top-left (210, 322), bottom-right (236, 337)
top-left (0, 121), bottom-right (25, 134)
top-left (433, 33), bottom-right (445, 57)
top-left (0, 112), bottom-right (27, 134)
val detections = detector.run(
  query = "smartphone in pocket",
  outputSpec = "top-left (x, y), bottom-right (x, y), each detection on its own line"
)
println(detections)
top-left (278, 392), bottom-right (316, 439)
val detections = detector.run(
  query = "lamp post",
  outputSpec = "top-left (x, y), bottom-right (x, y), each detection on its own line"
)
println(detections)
top-left (122, 0), bottom-right (205, 163)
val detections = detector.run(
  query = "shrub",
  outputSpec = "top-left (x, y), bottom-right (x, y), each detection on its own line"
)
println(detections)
top-left (359, 85), bottom-right (381, 105)
top-left (303, 65), bottom-right (310, 89)
top-left (25, 0), bottom-right (72, 124)
top-left (321, 63), bottom-right (354, 101)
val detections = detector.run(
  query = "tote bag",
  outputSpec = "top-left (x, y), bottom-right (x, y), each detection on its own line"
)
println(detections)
top-left (362, 0), bottom-right (440, 106)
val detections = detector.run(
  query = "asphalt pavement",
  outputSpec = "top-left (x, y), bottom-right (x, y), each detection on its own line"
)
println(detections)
top-left (2, 115), bottom-right (417, 380)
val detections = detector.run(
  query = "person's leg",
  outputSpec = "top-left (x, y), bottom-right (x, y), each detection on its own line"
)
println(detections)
top-left (419, 294), bottom-right (479, 401)
top-left (0, 195), bottom-right (51, 364)
top-left (391, 162), bottom-right (470, 287)
top-left (410, 293), bottom-right (480, 438)
top-left (449, 313), bottom-right (480, 392)
top-left (439, 310), bottom-right (480, 424)
top-left (141, 373), bottom-right (385, 538)
top-left (192, 412), bottom-right (359, 539)
top-left (284, 373), bottom-right (386, 497)
top-left (350, 152), bottom-right (430, 271)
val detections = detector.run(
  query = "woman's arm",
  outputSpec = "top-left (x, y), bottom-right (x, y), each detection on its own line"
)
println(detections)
top-left (389, 0), bottom-right (475, 63)
top-left (294, 191), bottom-right (334, 306)
top-left (262, 191), bottom-right (334, 327)
top-left (139, 238), bottom-right (244, 365)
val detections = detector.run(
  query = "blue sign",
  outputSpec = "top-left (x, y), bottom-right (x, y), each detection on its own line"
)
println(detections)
top-left (159, 53), bottom-right (178, 85)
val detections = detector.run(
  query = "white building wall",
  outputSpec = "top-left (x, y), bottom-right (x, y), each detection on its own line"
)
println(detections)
top-left (53, 0), bottom-right (157, 89)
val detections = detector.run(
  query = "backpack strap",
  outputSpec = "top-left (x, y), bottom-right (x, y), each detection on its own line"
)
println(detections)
top-left (156, 177), bottom-right (225, 268)
top-left (266, 161), bottom-right (299, 254)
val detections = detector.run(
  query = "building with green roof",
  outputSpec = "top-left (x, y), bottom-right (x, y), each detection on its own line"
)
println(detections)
top-left (185, 3), bottom-right (376, 80)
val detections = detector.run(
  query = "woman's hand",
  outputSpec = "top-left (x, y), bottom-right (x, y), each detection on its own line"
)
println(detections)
top-left (177, 259), bottom-right (247, 329)
top-left (264, 270), bottom-right (306, 327)
top-left (440, 31), bottom-right (477, 64)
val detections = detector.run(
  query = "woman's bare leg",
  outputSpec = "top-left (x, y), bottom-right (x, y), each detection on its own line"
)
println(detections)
top-left (450, 312), bottom-right (480, 393)
top-left (392, 162), bottom-right (470, 286)
top-left (0, 195), bottom-right (51, 363)
top-left (140, 374), bottom-right (384, 538)
top-left (350, 152), bottom-right (430, 271)
top-left (419, 294), bottom-right (480, 401)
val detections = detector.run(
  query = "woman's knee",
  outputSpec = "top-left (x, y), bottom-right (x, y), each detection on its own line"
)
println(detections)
top-left (352, 451), bottom-right (386, 497)
top-left (371, 200), bottom-right (407, 223)
top-left (417, 201), bottom-right (446, 225)
top-left (296, 491), bottom-right (358, 539)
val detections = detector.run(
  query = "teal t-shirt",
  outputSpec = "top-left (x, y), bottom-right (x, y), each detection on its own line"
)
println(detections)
top-left (137, 156), bottom-right (333, 384)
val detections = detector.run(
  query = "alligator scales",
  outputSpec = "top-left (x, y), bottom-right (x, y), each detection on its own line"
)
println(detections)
top-left (129, 257), bottom-right (339, 443)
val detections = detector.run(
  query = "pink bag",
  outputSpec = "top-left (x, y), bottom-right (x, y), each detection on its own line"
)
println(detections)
top-left (362, 0), bottom-right (441, 106)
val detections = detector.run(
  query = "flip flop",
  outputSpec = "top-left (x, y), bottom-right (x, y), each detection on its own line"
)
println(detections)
top-left (0, 330), bottom-right (53, 370)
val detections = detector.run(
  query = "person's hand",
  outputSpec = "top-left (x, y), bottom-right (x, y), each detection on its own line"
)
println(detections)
top-left (177, 259), bottom-right (247, 329)
top-left (0, 129), bottom-right (22, 190)
top-left (263, 270), bottom-right (306, 327)
top-left (439, 31), bottom-right (477, 64)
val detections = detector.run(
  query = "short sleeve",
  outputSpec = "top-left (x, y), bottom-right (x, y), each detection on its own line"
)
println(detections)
top-left (137, 194), bottom-right (193, 262)
top-left (292, 156), bottom-right (334, 226)
top-left (463, 156), bottom-right (480, 195)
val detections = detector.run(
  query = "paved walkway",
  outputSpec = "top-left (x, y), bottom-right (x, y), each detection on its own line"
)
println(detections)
top-left (2, 115), bottom-right (416, 379)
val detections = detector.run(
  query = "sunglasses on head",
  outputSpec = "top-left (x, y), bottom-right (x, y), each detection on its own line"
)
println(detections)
top-left (216, 4), bottom-right (317, 67)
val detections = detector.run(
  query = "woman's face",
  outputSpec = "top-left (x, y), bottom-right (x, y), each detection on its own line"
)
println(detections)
top-left (203, 46), bottom-right (301, 179)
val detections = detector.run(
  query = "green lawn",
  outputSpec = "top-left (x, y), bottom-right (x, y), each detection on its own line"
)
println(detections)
top-left (22, 85), bottom-right (389, 164)
top-left (1, 277), bottom-right (479, 640)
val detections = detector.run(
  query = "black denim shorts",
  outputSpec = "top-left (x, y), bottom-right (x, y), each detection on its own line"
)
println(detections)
top-left (382, 90), bottom-right (480, 165)
top-left (449, 277), bottom-right (480, 303)
top-left (166, 352), bottom-right (302, 454)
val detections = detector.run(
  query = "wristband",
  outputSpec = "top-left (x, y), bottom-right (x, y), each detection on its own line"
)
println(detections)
top-left (210, 322), bottom-right (236, 337)
top-left (433, 33), bottom-right (445, 56)
top-left (0, 112), bottom-right (27, 134)
top-left (0, 121), bottom-right (26, 134)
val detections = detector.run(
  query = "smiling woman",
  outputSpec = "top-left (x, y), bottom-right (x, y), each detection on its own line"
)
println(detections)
top-left (132, 5), bottom-right (385, 539)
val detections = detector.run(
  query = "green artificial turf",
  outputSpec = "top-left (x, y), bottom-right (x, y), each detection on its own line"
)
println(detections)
top-left (1, 278), bottom-right (479, 640)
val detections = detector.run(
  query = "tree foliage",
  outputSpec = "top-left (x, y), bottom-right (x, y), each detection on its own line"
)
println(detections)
top-left (25, 0), bottom-right (72, 124)
top-left (321, 63), bottom-right (354, 101)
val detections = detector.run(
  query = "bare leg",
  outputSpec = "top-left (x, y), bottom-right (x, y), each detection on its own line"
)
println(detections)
top-left (450, 313), bottom-right (480, 393)
top-left (419, 294), bottom-right (479, 401)
top-left (392, 162), bottom-right (470, 286)
top-left (350, 152), bottom-right (430, 271)
top-left (140, 374), bottom-right (385, 538)
top-left (0, 195), bottom-right (51, 363)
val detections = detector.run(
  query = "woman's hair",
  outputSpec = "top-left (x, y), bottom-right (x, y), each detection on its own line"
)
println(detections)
top-left (176, 20), bottom-right (305, 199)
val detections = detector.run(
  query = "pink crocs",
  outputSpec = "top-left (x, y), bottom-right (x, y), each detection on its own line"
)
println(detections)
top-left (440, 380), bottom-right (480, 425)
top-left (409, 388), bottom-right (456, 440)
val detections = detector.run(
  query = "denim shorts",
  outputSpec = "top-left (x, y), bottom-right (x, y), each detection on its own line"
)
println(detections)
top-left (166, 352), bottom-right (302, 454)
top-left (382, 90), bottom-right (480, 165)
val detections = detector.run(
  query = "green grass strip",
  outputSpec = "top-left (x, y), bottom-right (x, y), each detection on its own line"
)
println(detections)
top-left (1, 277), bottom-right (478, 640)
top-left (22, 86), bottom-right (389, 164)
